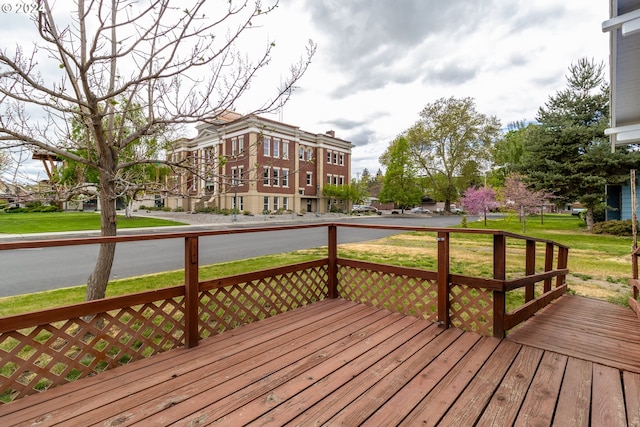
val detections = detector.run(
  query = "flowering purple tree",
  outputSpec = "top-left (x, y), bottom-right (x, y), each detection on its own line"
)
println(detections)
top-left (503, 174), bottom-right (553, 232)
top-left (461, 187), bottom-right (499, 225)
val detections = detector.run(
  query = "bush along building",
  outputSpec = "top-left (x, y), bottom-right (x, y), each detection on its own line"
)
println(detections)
top-left (167, 112), bottom-right (353, 215)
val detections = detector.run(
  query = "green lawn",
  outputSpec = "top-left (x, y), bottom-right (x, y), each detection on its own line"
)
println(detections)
top-left (0, 212), bottom-right (185, 234)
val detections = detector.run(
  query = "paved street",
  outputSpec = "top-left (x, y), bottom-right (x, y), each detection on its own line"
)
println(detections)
top-left (0, 212), bottom-right (466, 297)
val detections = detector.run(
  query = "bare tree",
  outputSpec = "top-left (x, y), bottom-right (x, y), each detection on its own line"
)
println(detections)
top-left (0, 0), bottom-right (315, 300)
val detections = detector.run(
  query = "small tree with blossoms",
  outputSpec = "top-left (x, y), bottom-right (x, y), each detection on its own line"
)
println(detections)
top-left (503, 174), bottom-right (553, 232)
top-left (460, 187), bottom-right (499, 226)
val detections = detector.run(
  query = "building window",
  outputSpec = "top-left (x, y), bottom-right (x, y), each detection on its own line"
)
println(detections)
top-left (232, 167), bottom-right (239, 186)
top-left (273, 196), bottom-right (279, 211)
top-left (339, 176), bottom-right (344, 185)
top-left (282, 140), bottom-right (289, 159)
top-left (263, 196), bottom-right (269, 213)
top-left (299, 147), bottom-right (304, 160)
top-left (333, 152), bottom-right (338, 164)
top-left (282, 169), bottom-right (289, 187)
top-left (306, 172), bottom-right (313, 186)
top-left (327, 151), bottom-right (332, 163)
top-left (263, 166), bottom-right (270, 186)
top-left (327, 175), bottom-right (331, 184)
top-left (263, 136), bottom-right (271, 157)
top-left (239, 196), bottom-right (244, 211)
top-left (231, 137), bottom-right (238, 156)
top-left (272, 168), bottom-right (280, 186)
top-left (273, 138), bottom-right (280, 158)
top-left (306, 148), bottom-right (312, 161)
top-left (238, 135), bottom-right (244, 153)
top-left (339, 153), bottom-right (344, 166)
top-left (333, 176), bottom-right (338, 185)
top-left (283, 197), bottom-right (289, 210)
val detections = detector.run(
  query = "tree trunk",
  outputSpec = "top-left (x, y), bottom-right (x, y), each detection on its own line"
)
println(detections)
top-left (586, 208), bottom-right (595, 232)
top-left (86, 173), bottom-right (117, 301)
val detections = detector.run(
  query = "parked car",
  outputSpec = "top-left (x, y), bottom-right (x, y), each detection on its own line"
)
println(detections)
top-left (411, 207), bottom-right (431, 214)
top-left (351, 205), bottom-right (379, 214)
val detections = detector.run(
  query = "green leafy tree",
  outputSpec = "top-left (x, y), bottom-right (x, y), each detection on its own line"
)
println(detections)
top-left (406, 97), bottom-right (501, 211)
top-left (0, 1), bottom-right (314, 300)
top-left (520, 58), bottom-right (639, 230)
top-left (379, 136), bottom-right (422, 212)
top-left (323, 183), bottom-right (366, 212)
top-left (489, 121), bottom-right (530, 187)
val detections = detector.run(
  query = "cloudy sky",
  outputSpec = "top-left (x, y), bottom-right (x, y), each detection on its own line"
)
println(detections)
top-left (0, 0), bottom-right (611, 181)
top-left (246, 0), bottom-right (611, 178)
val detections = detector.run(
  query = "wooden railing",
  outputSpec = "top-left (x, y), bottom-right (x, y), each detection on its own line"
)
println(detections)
top-left (0, 223), bottom-right (569, 402)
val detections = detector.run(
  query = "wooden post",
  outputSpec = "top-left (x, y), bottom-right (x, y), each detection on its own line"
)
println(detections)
top-left (525, 240), bottom-right (536, 302)
top-left (544, 242), bottom-right (554, 292)
top-left (493, 234), bottom-right (507, 338)
top-left (184, 236), bottom-right (199, 348)
top-left (556, 246), bottom-right (569, 289)
top-left (437, 231), bottom-right (450, 329)
top-left (327, 225), bottom-right (338, 298)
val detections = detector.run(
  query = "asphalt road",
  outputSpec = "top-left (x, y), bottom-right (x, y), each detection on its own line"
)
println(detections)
top-left (0, 215), bottom-right (465, 297)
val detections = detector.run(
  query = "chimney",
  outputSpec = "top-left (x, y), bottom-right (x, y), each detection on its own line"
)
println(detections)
top-left (326, 130), bottom-right (335, 138)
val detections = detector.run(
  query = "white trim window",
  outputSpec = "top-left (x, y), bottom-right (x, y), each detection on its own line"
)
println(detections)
top-left (272, 168), bottom-right (280, 187)
top-left (333, 152), bottom-right (338, 164)
top-left (339, 153), bottom-right (344, 166)
top-left (306, 148), bottom-right (313, 161)
top-left (282, 140), bottom-right (289, 159)
top-left (327, 150), bottom-right (332, 163)
top-left (238, 135), bottom-right (244, 154)
top-left (283, 197), bottom-right (289, 210)
top-left (282, 169), bottom-right (289, 187)
top-left (273, 196), bottom-right (279, 211)
top-left (339, 176), bottom-right (344, 185)
top-left (263, 136), bottom-right (271, 157)
top-left (299, 146), bottom-right (304, 160)
top-left (263, 196), bottom-right (269, 213)
top-left (306, 171), bottom-right (313, 186)
top-left (273, 138), bottom-right (280, 158)
top-left (263, 166), bottom-right (271, 186)
top-left (327, 174), bottom-right (332, 184)
top-left (231, 137), bottom-right (238, 156)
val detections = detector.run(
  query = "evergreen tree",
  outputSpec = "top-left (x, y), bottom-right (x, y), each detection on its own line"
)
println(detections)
top-left (520, 58), bottom-right (640, 230)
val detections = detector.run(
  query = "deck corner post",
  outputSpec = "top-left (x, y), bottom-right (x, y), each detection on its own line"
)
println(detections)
top-left (327, 224), bottom-right (339, 299)
top-left (556, 246), bottom-right (569, 289)
top-left (437, 231), bottom-right (450, 329)
top-left (184, 236), bottom-right (200, 348)
top-left (493, 234), bottom-right (507, 338)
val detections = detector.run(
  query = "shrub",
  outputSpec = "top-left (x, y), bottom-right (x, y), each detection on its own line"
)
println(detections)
top-left (173, 207), bottom-right (184, 212)
top-left (592, 219), bottom-right (635, 236)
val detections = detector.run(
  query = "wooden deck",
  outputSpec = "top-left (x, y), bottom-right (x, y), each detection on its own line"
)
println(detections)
top-left (2, 297), bottom-right (640, 426)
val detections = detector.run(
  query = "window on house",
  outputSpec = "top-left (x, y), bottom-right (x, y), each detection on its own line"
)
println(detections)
top-left (238, 135), bottom-right (244, 153)
top-left (282, 140), bottom-right (289, 159)
top-left (231, 138), bottom-right (237, 156)
top-left (327, 175), bottom-right (331, 184)
top-left (272, 168), bottom-right (279, 186)
top-left (273, 196), bottom-right (279, 211)
top-left (333, 176), bottom-right (338, 185)
top-left (327, 151), bottom-right (332, 163)
top-left (333, 152), bottom-right (338, 164)
top-left (339, 153), bottom-right (344, 165)
top-left (306, 172), bottom-right (313, 186)
top-left (232, 167), bottom-right (238, 186)
top-left (282, 169), bottom-right (289, 187)
top-left (307, 148), bottom-right (312, 161)
top-left (299, 147), bottom-right (304, 160)
top-left (263, 136), bottom-right (271, 157)
top-left (339, 176), bottom-right (344, 185)
top-left (263, 196), bottom-right (269, 213)
top-left (283, 197), bottom-right (289, 210)
top-left (238, 167), bottom-right (244, 186)
top-left (239, 196), bottom-right (244, 211)
top-left (263, 166), bottom-right (270, 185)
top-left (273, 138), bottom-right (280, 158)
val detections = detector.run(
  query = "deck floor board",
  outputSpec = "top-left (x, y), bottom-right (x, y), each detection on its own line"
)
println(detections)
top-left (2, 295), bottom-right (640, 426)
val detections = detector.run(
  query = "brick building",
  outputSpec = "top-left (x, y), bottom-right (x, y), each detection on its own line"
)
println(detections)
top-left (167, 112), bottom-right (353, 214)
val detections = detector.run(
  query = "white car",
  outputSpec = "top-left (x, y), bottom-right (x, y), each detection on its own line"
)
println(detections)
top-left (411, 207), bottom-right (431, 214)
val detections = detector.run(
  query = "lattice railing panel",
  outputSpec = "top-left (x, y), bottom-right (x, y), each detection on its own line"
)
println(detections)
top-left (0, 298), bottom-right (185, 402)
top-left (449, 284), bottom-right (493, 335)
top-left (338, 264), bottom-right (439, 321)
top-left (198, 265), bottom-right (329, 338)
